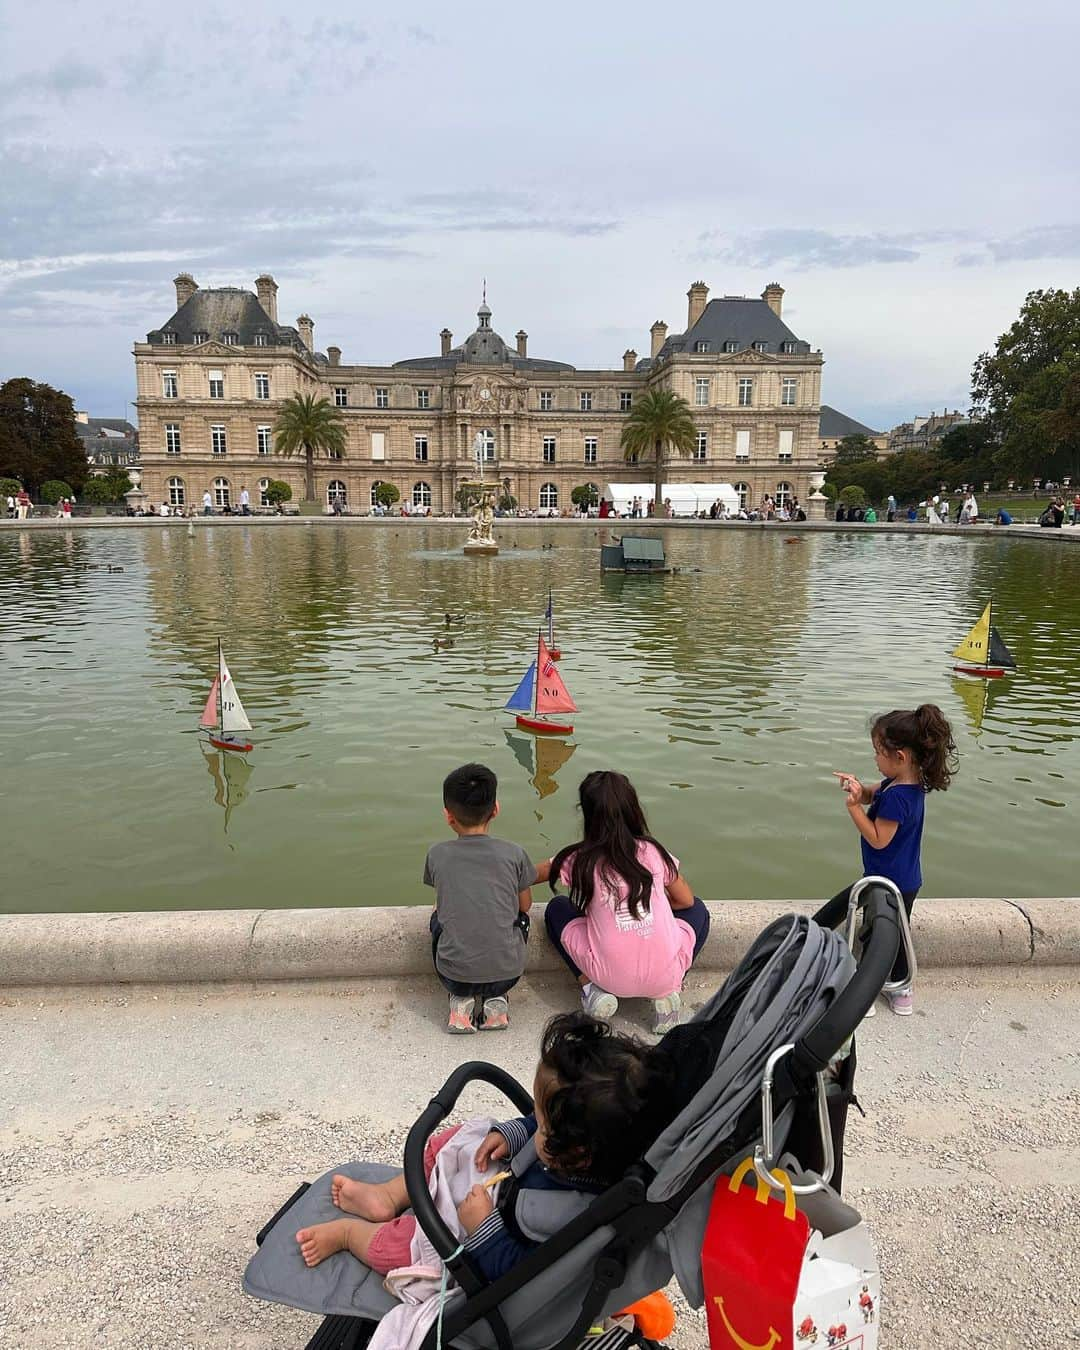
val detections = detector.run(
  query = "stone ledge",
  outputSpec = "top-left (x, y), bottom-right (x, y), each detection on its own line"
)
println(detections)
top-left (1, 898), bottom-right (1076, 988)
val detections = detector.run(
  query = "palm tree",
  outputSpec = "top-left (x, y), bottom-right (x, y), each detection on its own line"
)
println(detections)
top-left (273, 394), bottom-right (347, 503)
top-left (619, 389), bottom-right (697, 516)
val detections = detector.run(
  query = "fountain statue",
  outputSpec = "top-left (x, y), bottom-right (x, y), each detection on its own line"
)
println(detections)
top-left (462, 433), bottom-right (499, 555)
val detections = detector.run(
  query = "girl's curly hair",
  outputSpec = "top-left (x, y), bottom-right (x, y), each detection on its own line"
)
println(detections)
top-left (536, 1012), bottom-right (675, 1184)
top-left (872, 703), bottom-right (958, 791)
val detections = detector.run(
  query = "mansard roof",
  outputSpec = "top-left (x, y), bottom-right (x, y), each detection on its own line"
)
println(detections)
top-left (657, 296), bottom-right (813, 359)
top-left (819, 405), bottom-right (882, 439)
top-left (146, 288), bottom-right (324, 360)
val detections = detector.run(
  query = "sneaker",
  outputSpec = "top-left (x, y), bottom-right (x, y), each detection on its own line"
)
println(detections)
top-left (887, 988), bottom-right (913, 1016)
top-left (652, 991), bottom-right (682, 1035)
top-left (581, 984), bottom-right (618, 1020)
top-left (479, 996), bottom-right (509, 1031)
top-left (447, 995), bottom-right (477, 1034)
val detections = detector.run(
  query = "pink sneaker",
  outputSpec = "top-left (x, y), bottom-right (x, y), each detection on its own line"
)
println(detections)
top-left (887, 989), bottom-right (913, 1016)
top-left (447, 996), bottom-right (476, 1034)
top-left (479, 996), bottom-right (509, 1031)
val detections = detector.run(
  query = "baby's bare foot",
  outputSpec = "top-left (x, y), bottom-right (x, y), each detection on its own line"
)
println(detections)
top-left (330, 1174), bottom-right (398, 1222)
top-left (296, 1221), bottom-right (350, 1268)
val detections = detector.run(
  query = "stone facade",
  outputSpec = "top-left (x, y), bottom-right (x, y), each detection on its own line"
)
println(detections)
top-left (134, 275), bottom-right (825, 514)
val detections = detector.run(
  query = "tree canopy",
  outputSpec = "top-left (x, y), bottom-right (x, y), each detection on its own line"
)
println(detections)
top-left (0, 378), bottom-right (88, 496)
top-left (831, 433), bottom-right (879, 465)
top-left (273, 393), bottom-right (346, 502)
top-left (618, 389), bottom-right (697, 512)
top-left (972, 286), bottom-right (1080, 480)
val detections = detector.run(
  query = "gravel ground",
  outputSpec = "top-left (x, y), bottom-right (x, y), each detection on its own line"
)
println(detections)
top-left (1, 970), bottom-right (1076, 1348)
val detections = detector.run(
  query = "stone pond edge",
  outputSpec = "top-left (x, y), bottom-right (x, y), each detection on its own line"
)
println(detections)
top-left (1, 898), bottom-right (1076, 988)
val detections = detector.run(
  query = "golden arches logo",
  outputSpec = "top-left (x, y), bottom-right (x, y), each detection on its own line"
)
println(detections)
top-left (712, 1297), bottom-right (782, 1350)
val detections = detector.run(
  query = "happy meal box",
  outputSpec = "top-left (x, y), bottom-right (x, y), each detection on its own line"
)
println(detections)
top-left (702, 1159), bottom-right (880, 1350)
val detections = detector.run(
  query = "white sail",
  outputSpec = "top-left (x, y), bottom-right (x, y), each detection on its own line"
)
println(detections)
top-left (218, 646), bottom-right (253, 733)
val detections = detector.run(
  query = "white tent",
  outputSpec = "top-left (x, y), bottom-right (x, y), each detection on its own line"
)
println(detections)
top-left (604, 482), bottom-right (740, 517)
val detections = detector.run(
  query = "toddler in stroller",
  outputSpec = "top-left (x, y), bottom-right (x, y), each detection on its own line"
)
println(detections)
top-left (244, 882), bottom-right (903, 1350)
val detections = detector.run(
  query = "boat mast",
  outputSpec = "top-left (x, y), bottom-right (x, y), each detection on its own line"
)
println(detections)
top-left (986, 596), bottom-right (992, 671)
top-left (217, 637), bottom-right (224, 733)
top-left (534, 630), bottom-right (541, 718)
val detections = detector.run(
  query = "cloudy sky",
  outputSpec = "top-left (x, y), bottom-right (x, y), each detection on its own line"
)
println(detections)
top-left (2, 0), bottom-right (1078, 431)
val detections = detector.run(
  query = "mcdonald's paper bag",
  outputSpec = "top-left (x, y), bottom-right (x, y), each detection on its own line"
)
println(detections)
top-left (702, 1160), bottom-right (880, 1350)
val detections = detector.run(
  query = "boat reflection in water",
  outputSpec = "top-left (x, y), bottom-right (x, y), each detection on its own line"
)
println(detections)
top-left (504, 730), bottom-right (576, 804)
top-left (200, 741), bottom-right (254, 833)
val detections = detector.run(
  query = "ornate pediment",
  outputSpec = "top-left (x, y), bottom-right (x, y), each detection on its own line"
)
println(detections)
top-left (453, 377), bottom-right (527, 415)
top-left (717, 347), bottom-right (776, 364)
top-left (191, 340), bottom-right (232, 356)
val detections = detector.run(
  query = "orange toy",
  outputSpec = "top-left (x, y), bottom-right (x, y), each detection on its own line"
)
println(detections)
top-left (616, 1290), bottom-right (677, 1339)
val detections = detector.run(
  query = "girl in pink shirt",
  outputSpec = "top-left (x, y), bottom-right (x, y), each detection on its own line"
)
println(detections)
top-left (539, 771), bottom-right (710, 1034)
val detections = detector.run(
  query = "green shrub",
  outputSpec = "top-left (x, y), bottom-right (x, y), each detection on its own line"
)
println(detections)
top-left (0, 477), bottom-right (22, 498)
top-left (838, 485), bottom-right (867, 508)
top-left (374, 482), bottom-right (400, 508)
top-left (39, 479), bottom-right (74, 504)
top-left (571, 483), bottom-right (599, 507)
top-left (264, 479), bottom-right (292, 506)
top-left (819, 481), bottom-right (838, 503)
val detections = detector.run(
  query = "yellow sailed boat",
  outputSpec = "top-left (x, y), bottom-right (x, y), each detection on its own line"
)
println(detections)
top-left (953, 599), bottom-right (1017, 679)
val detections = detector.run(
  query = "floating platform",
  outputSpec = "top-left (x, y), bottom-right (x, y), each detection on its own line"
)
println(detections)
top-left (600, 536), bottom-right (670, 573)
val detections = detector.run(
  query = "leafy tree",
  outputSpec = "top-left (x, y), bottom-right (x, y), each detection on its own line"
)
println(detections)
top-left (972, 287), bottom-right (1080, 480)
top-left (818, 481), bottom-right (837, 503)
top-left (619, 389), bottom-right (697, 513)
top-left (824, 458), bottom-right (886, 504)
top-left (80, 468), bottom-right (133, 504)
top-left (263, 479), bottom-right (292, 506)
top-left (0, 476), bottom-right (22, 497)
top-left (374, 481), bottom-right (400, 509)
top-left (39, 479), bottom-right (74, 504)
top-left (0, 378), bottom-right (88, 495)
top-left (497, 493), bottom-right (517, 512)
top-left (455, 483), bottom-right (482, 513)
top-left (272, 393), bottom-right (346, 502)
top-left (838, 485), bottom-right (867, 508)
top-left (832, 434), bottom-right (879, 465)
top-left (571, 483), bottom-right (599, 508)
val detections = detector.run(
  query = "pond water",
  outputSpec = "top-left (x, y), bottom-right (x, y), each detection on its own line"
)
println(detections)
top-left (1, 524), bottom-right (1077, 914)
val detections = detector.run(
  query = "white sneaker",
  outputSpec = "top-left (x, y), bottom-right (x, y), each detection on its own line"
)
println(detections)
top-left (863, 999), bottom-right (877, 1020)
top-left (581, 984), bottom-right (618, 1019)
top-left (652, 991), bottom-right (682, 1035)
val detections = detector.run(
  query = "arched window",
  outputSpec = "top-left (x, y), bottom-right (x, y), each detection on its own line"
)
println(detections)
top-left (327, 479), bottom-right (347, 507)
top-left (370, 479), bottom-right (384, 507)
top-left (213, 477), bottom-right (230, 507)
top-left (412, 480), bottom-right (432, 508)
top-left (258, 477), bottom-right (271, 506)
top-left (734, 481), bottom-right (751, 509)
top-left (167, 476), bottom-right (185, 506)
top-left (775, 481), bottom-right (793, 508)
top-left (477, 428), bottom-right (496, 463)
top-left (539, 482), bottom-right (558, 510)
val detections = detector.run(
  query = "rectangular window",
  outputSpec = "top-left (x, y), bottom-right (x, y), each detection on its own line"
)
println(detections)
top-left (416, 387), bottom-right (430, 409)
top-left (738, 378), bottom-right (753, 407)
top-left (334, 386), bottom-right (348, 407)
top-left (254, 374), bottom-right (269, 400)
top-left (209, 377), bottom-right (225, 399)
top-left (778, 429), bottom-right (794, 461)
top-left (584, 437), bottom-right (598, 463)
top-left (165, 423), bottom-right (181, 454)
top-left (724, 340), bottom-right (738, 353)
top-left (781, 377), bottom-right (797, 406)
top-left (694, 340), bottom-right (710, 353)
top-left (375, 387), bottom-right (389, 409)
top-left (735, 429), bottom-right (751, 459)
top-left (257, 425), bottom-right (271, 455)
top-left (161, 332), bottom-right (177, 345)
top-left (254, 333), bottom-right (269, 347)
top-left (414, 435), bottom-right (429, 462)
top-left (780, 341), bottom-right (796, 354)
top-left (222, 333), bottom-right (237, 345)
top-left (162, 371), bottom-right (178, 399)
top-left (579, 390), bottom-right (592, 411)
top-left (752, 340), bottom-right (767, 353)
top-left (694, 431), bottom-right (707, 461)
top-left (371, 431), bottom-right (386, 461)
top-left (695, 377), bottom-right (710, 407)
top-left (619, 391), bottom-right (633, 412)
top-left (542, 436), bottom-right (556, 463)
top-left (211, 424), bottom-right (227, 455)
top-left (539, 390), bottom-right (553, 411)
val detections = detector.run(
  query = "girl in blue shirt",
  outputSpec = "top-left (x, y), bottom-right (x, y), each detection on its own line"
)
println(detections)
top-left (833, 704), bottom-right (956, 1016)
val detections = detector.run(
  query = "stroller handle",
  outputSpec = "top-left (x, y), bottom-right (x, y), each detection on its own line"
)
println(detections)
top-left (404, 1061), bottom-right (535, 1262)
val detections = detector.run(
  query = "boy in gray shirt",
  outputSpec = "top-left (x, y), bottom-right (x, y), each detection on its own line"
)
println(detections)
top-left (424, 763), bottom-right (534, 1033)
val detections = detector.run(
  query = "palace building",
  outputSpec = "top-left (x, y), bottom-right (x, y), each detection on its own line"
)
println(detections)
top-left (133, 273), bottom-right (825, 514)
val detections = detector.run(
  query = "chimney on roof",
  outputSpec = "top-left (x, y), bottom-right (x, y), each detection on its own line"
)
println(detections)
top-left (297, 314), bottom-right (314, 351)
top-left (515, 330), bottom-right (528, 357)
top-left (440, 328), bottom-right (453, 357)
top-left (327, 345), bottom-right (341, 367)
top-left (623, 349), bottom-right (637, 372)
top-left (762, 282), bottom-right (784, 318)
top-left (687, 280), bottom-right (709, 330)
top-left (650, 320), bottom-right (668, 359)
top-left (75, 409), bottom-right (89, 424)
top-left (173, 273), bottom-right (198, 308)
top-left (255, 274), bottom-right (279, 323)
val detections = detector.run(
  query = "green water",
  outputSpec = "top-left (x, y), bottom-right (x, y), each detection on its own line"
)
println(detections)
top-left (1, 524), bottom-right (1077, 913)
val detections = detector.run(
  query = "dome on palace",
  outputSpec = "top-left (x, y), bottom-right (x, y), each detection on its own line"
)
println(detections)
top-left (393, 298), bottom-right (575, 372)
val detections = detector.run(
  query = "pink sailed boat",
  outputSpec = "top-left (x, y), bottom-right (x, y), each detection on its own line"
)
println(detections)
top-left (200, 639), bottom-right (254, 753)
top-left (505, 632), bottom-right (578, 735)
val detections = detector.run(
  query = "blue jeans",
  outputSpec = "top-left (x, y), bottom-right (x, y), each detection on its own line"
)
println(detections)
top-left (544, 893), bottom-right (711, 982)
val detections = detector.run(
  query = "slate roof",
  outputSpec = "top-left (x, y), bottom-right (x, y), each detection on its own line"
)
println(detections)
top-left (147, 288), bottom-right (325, 361)
top-left (655, 297), bottom-right (812, 360)
top-left (76, 418), bottom-right (139, 462)
top-left (394, 304), bottom-right (575, 372)
top-left (819, 405), bottom-right (882, 439)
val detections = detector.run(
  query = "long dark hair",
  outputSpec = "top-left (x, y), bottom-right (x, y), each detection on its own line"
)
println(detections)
top-left (538, 1012), bottom-right (675, 1182)
top-left (549, 770), bottom-right (677, 919)
top-left (872, 704), bottom-right (957, 792)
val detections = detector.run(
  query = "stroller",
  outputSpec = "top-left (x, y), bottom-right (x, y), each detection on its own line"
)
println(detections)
top-left (245, 880), bottom-right (908, 1350)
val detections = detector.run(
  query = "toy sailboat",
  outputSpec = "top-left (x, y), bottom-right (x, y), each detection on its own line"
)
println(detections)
top-left (952, 600), bottom-right (1017, 679)
top-left (200, 639), bottom-right (254, 752)
top-left (545, 588), bottom-right (561, 660)
top-left (505, 632), bottom-right (578, 735)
